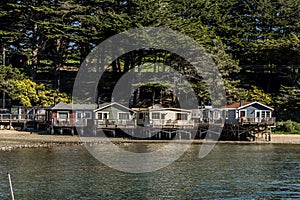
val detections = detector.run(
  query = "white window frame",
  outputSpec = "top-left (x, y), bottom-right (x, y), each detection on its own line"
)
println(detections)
top-left (84, 111), bottom-right (92, 119)
top-left (239, 110), bottom-right (247, 118)
top-left (254, 110), bottom-right (261, 122)
top-left (224, 110), bottom-right (228, 119)
top-left (214, 111), bottom-right (221, 119)
top-left (265, 111), bottom-right (271, 118)
top-left (176, 113), bottom-right (188, 120)
top-left (203, 110), bottom-right (209, 119)
top-left (255, 110), bottom-right (260, 117)
top-left (118, 112), bottom-right (130, 120)
top-left (151, 112), bottom-right (160, 120)
top-left (138, 112), bottom-right (144, 119)
top-left (76, 111), bottom-right (83, 120)
top-left (97, 112), bottom-right (109, 120)
top-left (57, 111), bottom-right (69, 121)
top-left (256, 110), bottom-right (272, 118)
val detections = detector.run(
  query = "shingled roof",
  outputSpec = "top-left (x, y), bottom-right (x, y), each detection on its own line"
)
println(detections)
top-left (94, 102), bottom-right (135, 112)
top-left (48, 102), bottom-right (97, 110)
top-left (223, 101), bottom-right (274, 110)
top-left (223, 102), bottom-right (252, 109)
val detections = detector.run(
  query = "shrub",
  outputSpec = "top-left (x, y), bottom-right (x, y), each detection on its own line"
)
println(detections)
top-left (284, 120), bottom-right (294, 132)
top-left (275, 120), bottom-right (300, 134)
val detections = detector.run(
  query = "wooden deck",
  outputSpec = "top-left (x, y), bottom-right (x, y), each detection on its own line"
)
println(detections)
top-left (0, 114), bottom-right (45, 123)
top-left (0, 113), bottom-right (276, 142)
top-left (238, 117), bottom-right (276, 127)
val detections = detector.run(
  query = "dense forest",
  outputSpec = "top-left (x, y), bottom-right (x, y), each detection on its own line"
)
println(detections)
top-left (0, 0), bottom-right (299, 123)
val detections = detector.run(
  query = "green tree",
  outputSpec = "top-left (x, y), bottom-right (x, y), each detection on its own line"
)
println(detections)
top-left (0, 65), bottom-right (70, 106)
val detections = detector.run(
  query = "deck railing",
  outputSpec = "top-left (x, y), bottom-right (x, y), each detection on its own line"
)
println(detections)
top-left (238, 117), bottom-right (276, 124)
top-left (151, 119), bottom-right (194, 127)
top-left (0, 114), bottom-right (46, 122)
top-left (52, 119), bottom-right (89, 127)
top-left (97, 119), bottom-right (136, 127)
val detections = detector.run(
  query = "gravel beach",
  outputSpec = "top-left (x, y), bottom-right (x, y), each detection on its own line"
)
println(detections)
top-left (0, 130), bottom-right (299, 151)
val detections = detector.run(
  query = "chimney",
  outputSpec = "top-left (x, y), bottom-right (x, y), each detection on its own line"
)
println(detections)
top-left (240, 99), bottom-right (244, 107)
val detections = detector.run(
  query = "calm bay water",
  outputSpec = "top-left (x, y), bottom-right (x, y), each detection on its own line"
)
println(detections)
top-left (0, 143), bottom-right (300, 199)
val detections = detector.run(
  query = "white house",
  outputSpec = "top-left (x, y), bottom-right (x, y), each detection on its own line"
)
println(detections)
top-left (148, 105), bottom-right (193, 127)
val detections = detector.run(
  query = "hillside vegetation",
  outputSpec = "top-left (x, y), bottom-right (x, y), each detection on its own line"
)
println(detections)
top-left (0, 0), bottom-right (299, 122)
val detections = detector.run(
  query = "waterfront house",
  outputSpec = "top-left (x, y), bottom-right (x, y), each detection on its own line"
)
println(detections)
top-left (94, 102), bottom-right (136, 127)
top-left (191, 106), bottom-right (223, 124)
top-left (45, 102), bottom-right (97, 133)
top-left (222, 101), bottom-right (275, 125)
top-left (132, 107), bottom-right (150, 127)
top-left (10, 106), bottom-right (46, 122)
top-left (148, 105), bottom-right (193, 127)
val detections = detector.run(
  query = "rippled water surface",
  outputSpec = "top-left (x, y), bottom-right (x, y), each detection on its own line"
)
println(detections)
top-left (0, 143), bottom-right (300, 199)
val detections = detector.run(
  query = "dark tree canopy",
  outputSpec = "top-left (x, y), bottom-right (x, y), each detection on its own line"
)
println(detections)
top-left (0, 0), bottom-right (299, 121)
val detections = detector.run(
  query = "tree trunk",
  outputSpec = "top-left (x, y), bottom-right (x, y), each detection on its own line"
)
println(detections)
top-left (53, 38), bottom-right (63, 91)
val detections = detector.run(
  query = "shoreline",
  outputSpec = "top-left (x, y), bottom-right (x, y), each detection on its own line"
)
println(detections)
top-left (0, 130), bottom-right (300, 151)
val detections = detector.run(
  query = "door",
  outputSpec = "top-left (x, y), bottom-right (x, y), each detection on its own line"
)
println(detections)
top-left (240, 110), bottom-right (246, 117)
top-left (255, 110), bottom-right (261, 122)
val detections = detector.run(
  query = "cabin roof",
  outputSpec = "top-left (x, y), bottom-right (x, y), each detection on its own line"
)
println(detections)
top-left (223, 101), bottom-right (274, 111)
top-left (223, 101), bottom-right (252, 109)
top-left (48, 102), bottom-right (71, 110)
top-left (95, 102), bottom-right (135, 112)
top-left (131, 107), bottom-right (149, 111)
top-left (72, 104), bottom-right (97, 110)
top-left (47, 102), bottom-right (97, 111)
top-left (149, 107), bottom-right (192, 113)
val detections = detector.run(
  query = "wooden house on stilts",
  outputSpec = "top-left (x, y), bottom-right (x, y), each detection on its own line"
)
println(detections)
top-left (45, 102), bottom-right (97, 134)
top-left (221, 101), bottom-right (275, 140)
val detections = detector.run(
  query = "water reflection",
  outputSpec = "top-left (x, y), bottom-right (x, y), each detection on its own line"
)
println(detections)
top-left (0, 144), bottom-right (299, 199)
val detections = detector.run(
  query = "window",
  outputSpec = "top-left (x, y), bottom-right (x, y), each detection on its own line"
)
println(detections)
top-left (98, 112), bottom-right (109, 120)
top-left (84, 112), bottom-right (92, 119)
top-left (203, 110), bottom-right (208, 119)
top-left (214, 111), bottom-right (221, 119)
top-left (255, 111), bottom-right (261, 118)
top-left (177, 113), bottom-right (188, 120)
top-left (152, 113), bottom-right (160, 119)
top-left (224, 110), bottom-right (228, 119)
top-left (119, 112), bottom-right (129, 120)
top-left (58, 111), bottom-right (68, 120)
top-left (138, 113), bottom-right (144, 119)
top-left (261, 111), bottom-right (271, 118)
top-left (76, 112), bottom-right (83, 119)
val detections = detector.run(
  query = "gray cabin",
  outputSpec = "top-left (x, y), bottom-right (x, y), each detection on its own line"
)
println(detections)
top-left (222, 101), bottom-right (275, 125)
top-left (45, 102), bottom-right (97, 134)
top-left (46, 102), bottom-right (97, 131)
top-left (191, 106), bottom-right (223, 124)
